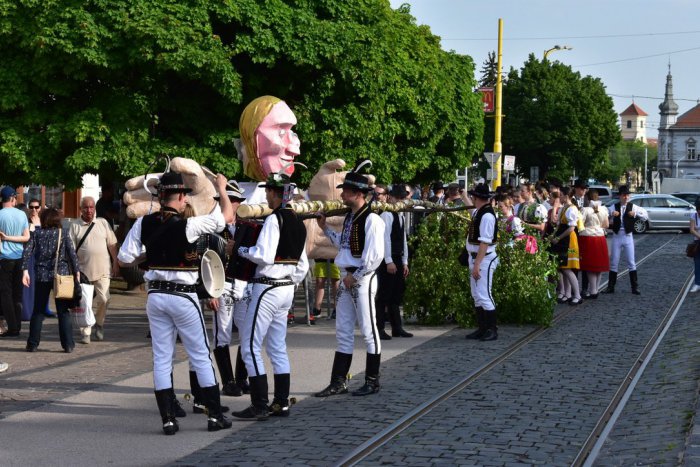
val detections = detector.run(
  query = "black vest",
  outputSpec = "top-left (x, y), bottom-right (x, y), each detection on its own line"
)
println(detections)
top-left (612, 202), bottom-right (635, 234)
top-left (389, 212), bottom-right (405, 259)
top-left (226, 220), bottom-right (263, 281)
top-left (467, 205), bottom-right (498, 245)
top-left (346, 203), bottom-right (372, 258)
top-left (141, 209), bottom-right (198, 271)
top-left (273, 208), bottom-right (307, 264)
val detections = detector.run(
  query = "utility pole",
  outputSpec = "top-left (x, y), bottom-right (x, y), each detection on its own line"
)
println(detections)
top-left (492, 18), bottom-right (503, 190)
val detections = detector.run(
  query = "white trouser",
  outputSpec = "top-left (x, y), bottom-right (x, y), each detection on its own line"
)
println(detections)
top-left (147, 290), bottom-right (215, 390)
top-left (336, 272), bottom-right (381, 355)
top-left (240, 282), bottom-right (294, 377)
top-left (468, 251), bottom-right (499, 311)
top-left (212, 280), bottom-right (251, 347)
top-left (212, 282), bottom-right (234, 347)
top-left (610, 232), bottom-right (636, 272)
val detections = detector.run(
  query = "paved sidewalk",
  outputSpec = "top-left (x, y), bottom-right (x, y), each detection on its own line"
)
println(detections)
top-left (0, 281), bottom-right (450, 466)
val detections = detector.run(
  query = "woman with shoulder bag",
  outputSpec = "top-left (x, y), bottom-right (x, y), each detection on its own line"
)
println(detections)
top-left (22, 208), bottom-right (80, 353)
top-left (690, 199), bottom-right (700, 293)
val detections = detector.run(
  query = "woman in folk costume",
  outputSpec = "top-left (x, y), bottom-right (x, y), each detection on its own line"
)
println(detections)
top-left (550, 186), bottom-right (582, 305)
top-left (496, 193), bottom-right (538, 254)
top-left (578, 189), bottom-right (610, 298)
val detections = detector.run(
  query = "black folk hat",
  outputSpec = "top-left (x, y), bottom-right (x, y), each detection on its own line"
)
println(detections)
top-left (158, 171), bottom-right (192, 194)
top-left (389, 183), bottom-right (410, 199)
top-left (337, 160), bottom-right (372, 192)
top-left (573, 179), bottom-right (589, 189)
top-left (467, 183), bottom-right (492, 199)
top-left (618, 185), bottom-right (631, 195)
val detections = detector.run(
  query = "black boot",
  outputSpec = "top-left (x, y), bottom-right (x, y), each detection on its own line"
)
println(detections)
top-left (389, 305), bottom-right (413, 338)
top-left (314, 352), bottom-right (352, 397)
top-left (269, 373), bottom-right (291, 417)
top-left (190, 371), bottom-right (229, 414)
top-left (479, 309), bottom-right (498, 341)
top-left (352, 353), bottom-right (381, 396)
top-left (154, 389), bottom-right (179, 435)
top-left (201, 384), bottom-right (232, 431)
top-left (603, 271), bottom-right (617, 294)
top-left (465, 307), bottom-right (485, 340)
top-left (234, 346), bottom-right (250, 395)
top-left (170, 373), bottom-right (186, 417)
top-left (630, 270), bottom-right (641, 295)
top-left (214, 346), bottom-right (241, 397)
top-left (232, 374), bottom-right (270, 420)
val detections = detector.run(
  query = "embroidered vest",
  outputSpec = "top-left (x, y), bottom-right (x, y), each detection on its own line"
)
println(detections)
top-left (226, 220), bottom-right (262, 281)
top-left (612, 202), bottom-right (635, 234)
top-left (467, 205), bottom-right (498, 245)
top-left (343, 204), bottom-right (372, 258)
top-left (273, 208), bottom-right (306, 264)
top-left (141, 209), bottom-right (198, 271)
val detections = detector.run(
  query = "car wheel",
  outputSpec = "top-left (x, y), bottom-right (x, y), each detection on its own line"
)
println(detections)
top-left (633, 218), bottom-right (648, 234)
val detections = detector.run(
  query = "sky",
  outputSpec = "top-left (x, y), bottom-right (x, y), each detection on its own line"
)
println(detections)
top-left (389, 0), bottom-right (700, 135)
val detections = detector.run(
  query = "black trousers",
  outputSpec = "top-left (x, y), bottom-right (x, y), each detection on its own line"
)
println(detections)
top-left (375, 260), bottom-right (406, 330)
top-left (0, 258), bottom-right (24, 333)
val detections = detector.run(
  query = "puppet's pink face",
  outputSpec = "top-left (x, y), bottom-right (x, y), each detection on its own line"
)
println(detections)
top-left (255, 101), bottom-right (301, 176)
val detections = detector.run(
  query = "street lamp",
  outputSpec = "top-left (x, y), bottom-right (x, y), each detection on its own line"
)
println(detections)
top-left (675, 157), bottom-right (683, 178)
top-left (543, 45), bottom-right (572, 60)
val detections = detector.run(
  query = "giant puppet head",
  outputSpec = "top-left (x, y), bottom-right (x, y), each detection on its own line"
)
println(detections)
top-left (238, 96), bottom-right (301, 182)
top-left (124, 96), bottom-right (301, 218)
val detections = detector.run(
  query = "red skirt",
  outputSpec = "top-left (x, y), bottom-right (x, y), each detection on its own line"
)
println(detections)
top-left (578, 235), bottom-right (609, 272)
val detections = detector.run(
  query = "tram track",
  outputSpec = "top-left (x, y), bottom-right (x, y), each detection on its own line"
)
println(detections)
top-left (337, 233), bottom-right (685, 466)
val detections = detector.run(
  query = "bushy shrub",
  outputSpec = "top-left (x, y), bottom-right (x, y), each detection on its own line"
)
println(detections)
top-left (404, 209), bottom-right (557, 327)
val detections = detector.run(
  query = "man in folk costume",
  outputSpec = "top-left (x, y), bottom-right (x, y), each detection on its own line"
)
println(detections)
top-left (205, 181), bottom-right (250, 398)
top-left (375, 183), bottom-right (412, 340)
top-left (464, 183), bottom-right (500, 341)
top-left (232, 166), bottom-right (309, 420)
top-left (603, 185), bottom-right (648, 294)
top-left (314, 160), bottom-right (385, 397)
top-left (117, 171), bottom-right (234, 435)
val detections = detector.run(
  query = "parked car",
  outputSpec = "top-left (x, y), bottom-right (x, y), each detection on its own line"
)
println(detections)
top-left (604, 194), bottom-right (695, 233)
top-left (671, 192), bottom-right (700, 206)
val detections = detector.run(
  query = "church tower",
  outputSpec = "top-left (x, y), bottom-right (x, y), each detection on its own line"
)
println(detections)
top-left (620, 103), bottom-right (648, 142)
top-left (659, 64), bottom-right (679, 129)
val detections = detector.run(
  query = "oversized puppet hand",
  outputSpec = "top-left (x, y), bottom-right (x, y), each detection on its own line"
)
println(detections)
top-left (304, 159), bottom-right (347, 260)
top-left (123, 157), bottom-right (217, 219)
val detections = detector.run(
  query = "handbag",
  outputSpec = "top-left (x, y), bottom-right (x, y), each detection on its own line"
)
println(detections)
top-left (687, 241), bottom-right (699, 258)
top-left (53, 229), bottom-right (75, 300)
top-left (70, 283), bottom-right (95, 328)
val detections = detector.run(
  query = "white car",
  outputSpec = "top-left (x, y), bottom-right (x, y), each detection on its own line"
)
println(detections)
top-left (604, 194), bottom-right (695, 233)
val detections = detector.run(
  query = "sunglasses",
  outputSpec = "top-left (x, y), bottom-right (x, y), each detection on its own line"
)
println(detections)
top-left (375, 192), bottom-right (387, 195)
top-left (29, 206), bottom-right (40, 210)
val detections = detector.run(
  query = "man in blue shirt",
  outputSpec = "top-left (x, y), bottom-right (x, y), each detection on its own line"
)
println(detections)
top-left (0, 186), bottom-right (30, 337)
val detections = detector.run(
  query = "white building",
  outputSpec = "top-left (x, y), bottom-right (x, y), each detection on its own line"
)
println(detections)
top-left (620, 103), bottom-right (647, 142)
top-left (657, 67), bottom-right (700, 178)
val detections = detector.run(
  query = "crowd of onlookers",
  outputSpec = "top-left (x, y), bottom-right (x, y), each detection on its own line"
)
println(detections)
top-left (0, 186), bottom-right (119, 373)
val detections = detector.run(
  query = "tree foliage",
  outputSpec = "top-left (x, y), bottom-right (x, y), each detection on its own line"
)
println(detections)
top-left (0, 0), bottom-right (484, 188)
top-left (594, 139), bottom-right (655, 187)
top-left (501, 55), bottom-right (619, 182)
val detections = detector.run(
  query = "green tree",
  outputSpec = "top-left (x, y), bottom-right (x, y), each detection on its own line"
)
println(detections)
top-left (501, 55), bottom-right (619, 182)
top-left (479, 51), bottom-right (499, 88)
top-left (0, 0), bottom-right (484, 188)
top-left (595, 139), bottom-right (656, 188)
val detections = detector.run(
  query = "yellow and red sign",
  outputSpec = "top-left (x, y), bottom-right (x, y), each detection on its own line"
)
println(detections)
top-left (478, 87), bottom-right (495, 113)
